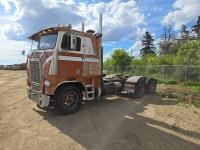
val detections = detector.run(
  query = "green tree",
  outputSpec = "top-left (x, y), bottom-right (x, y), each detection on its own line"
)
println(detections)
top-left (132, 55), bottom-right (175, 66)
top-left (103, 58), bottom-right (112, 67)
top-left (103, 49), bottom-right (132, 67)
top-left (176, 41), bottom-right (200, 65)
top-left (140, 31), bottom-right (156, 57)
top-left (158, 55), bottom-right (175, 65)
top-left (159, 41), bottom-right (179, 56)
top-left (131, 59), bottom-right (143, 66)
top-left (192, 16), bottom-right (200, 39)
top-left (110, 48), bottom-right (131, 66)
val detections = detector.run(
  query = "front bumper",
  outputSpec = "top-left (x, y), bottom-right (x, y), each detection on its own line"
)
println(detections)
top-left (27, 86), bottom-right (50, 107)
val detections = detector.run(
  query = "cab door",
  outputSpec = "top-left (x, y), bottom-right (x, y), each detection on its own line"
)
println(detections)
top-left (59, 32), bottom-right (84, 76)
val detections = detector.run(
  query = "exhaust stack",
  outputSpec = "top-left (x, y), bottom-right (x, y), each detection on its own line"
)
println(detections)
top-left (99, 13), bottom-right (102, 34)
top-left (82, 22), bottom-right (84, 32)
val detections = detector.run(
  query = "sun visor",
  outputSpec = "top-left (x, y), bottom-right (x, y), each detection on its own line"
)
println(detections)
top-left (28, 28), bottom-right (58, 41)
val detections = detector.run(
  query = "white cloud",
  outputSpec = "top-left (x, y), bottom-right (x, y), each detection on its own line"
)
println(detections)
top-left (128, 41), bottom-right (142, 58)
top-left (0, 23), bottom-right (24, 39)
top-left (0, 39), bottom-right (30, 64)
top-left (162, 0), bottom-right (200, 29)
top-left (104, 40), bottom-right (143, 60)
top-left (0, 0), bottom-right (146, 64)
top-left (0, 0), bottom-right (83, 40)
top-left (0, 0), bottom-right (12, 13)
top-left (78, 0), bottom-right (145, 41)
top-left (0, 0), bottom-right (145, 42)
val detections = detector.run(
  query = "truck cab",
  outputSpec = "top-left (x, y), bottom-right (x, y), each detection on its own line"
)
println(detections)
top-left (27, 25), bottom-right (103, 114)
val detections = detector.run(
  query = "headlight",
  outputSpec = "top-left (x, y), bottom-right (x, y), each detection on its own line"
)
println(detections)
top-left (44, 80), bottom-right (51, 87)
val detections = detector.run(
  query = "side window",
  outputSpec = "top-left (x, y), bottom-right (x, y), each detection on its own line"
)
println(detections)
top-left (61, 33), bottom-right (82, 51)
top-left (61, 33), bottom-right (71, 50)
top-left (76, 37), bottom-right (81, 51)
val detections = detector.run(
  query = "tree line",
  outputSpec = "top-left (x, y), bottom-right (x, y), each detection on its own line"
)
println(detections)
top-left (104, 16), bottom-right (200, 67)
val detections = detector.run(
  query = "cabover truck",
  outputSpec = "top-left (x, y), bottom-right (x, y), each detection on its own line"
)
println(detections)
top-left (26, 15), bottom-right (157, 114)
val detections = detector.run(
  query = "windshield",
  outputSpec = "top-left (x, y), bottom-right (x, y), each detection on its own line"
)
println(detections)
top-left (31, 41), bottom-right (38, 51)
top-left (38, 33), bottom-right (57, 50)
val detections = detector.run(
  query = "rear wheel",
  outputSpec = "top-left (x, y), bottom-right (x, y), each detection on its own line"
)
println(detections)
top-left (145, 79), bottom-right (157, 94)
top-left (55, 86), bottom-right (82, 115)
top-left (132, 78), bottom-right (145, 98)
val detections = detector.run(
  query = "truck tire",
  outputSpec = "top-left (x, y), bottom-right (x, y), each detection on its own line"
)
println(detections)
top-left (133, 78), bottom-right (145, 98)
top-left (145, 78), bottom-right (157, 94)
top-left (55, 86), bottom-right (82, 115)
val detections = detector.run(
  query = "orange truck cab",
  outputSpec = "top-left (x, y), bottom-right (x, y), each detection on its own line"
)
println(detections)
top-left (27, 21), bottom-right (103, 114)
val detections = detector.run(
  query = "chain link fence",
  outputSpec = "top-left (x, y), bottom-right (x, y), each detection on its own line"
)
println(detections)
top-left (103, 65), bottom-right (200, 82)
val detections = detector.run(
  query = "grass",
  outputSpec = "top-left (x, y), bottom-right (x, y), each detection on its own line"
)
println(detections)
top-left (192, 100), bottom-right (200, 108)
top-left (190, 86), bottom-right (200, 92)
top-left (178, 100), bottom-right (200, 108)
top-left (158, 80), bottom-right (200, 108)
top-left (158, 79), bottom-right (178, 85)
top-left (182, 81), bottom-right (200, 93)
top-left (158, 80), bottom-right (200, 92)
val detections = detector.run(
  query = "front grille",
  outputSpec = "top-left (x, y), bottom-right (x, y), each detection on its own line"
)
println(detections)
top-left (32, 82), bottom-right (40, 91)
top-left (30, 61), bottom-right (40, 91)
top-left (31, 51), bottom-right (42, 59)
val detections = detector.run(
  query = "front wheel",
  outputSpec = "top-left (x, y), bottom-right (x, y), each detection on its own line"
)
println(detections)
top-left (55, 86), bottom-right (82, 115)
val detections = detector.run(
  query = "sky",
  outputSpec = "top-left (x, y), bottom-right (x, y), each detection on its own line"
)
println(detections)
top-left (0, 0), bottom-right (200, 65)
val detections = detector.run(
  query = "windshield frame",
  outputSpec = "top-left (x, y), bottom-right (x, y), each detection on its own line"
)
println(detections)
top-left (38, 32), bottom-right (58, 50)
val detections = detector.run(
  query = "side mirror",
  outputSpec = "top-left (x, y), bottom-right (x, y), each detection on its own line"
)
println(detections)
top-left (21, 50), bottom-right (27, 56)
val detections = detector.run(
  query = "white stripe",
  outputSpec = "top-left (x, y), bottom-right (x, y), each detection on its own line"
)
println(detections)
top-left (85, 58), bottom-right (99, 62)
top-left (59, 56), bottom-right (100, 63)
top-left (59, 56), bottom-right (82, 61)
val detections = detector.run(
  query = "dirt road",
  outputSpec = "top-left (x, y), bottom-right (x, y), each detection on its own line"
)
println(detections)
top-left (0, 70), bottom-right (200, 150)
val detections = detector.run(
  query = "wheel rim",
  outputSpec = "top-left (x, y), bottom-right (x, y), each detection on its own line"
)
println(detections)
top-left (64, 91), bottom-right (78, 107)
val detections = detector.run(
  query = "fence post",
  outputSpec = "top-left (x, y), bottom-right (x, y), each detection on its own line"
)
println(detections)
top-left (186, 65), bottom-right (188, 81)
top-left (136, 66), bottom-right (138, 75)
top-left (163, 65), bottom-right (165, 80)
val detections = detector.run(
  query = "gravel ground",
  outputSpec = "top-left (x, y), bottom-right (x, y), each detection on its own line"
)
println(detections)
top-left (0, 70), bottom-right (200, 150)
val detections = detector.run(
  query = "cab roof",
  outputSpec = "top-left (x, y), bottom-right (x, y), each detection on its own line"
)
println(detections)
top-left (28, 26), bottom-right (99, 41)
